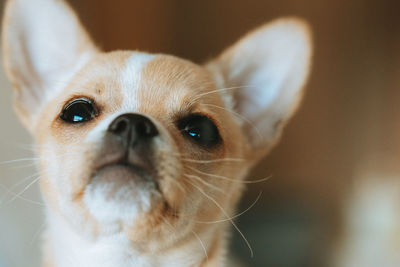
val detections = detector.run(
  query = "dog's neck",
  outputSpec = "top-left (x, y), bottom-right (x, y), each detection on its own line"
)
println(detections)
top-left (44, 209), bottom-right (225, 267)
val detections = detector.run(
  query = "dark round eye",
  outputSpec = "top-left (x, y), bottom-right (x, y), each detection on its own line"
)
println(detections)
top-left (178, 114), bottom-right (221, 147)
top-left (60, 97), bottom-right (98, 123)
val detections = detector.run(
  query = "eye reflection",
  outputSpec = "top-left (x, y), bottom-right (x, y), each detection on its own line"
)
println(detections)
top-left (178, 114), bottom-right (221, 148)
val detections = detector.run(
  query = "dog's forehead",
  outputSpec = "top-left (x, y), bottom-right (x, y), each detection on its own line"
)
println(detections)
top-left (75, 51), bottom-right (216, 116)
top-left (129, 52), bottom-right (216, 115)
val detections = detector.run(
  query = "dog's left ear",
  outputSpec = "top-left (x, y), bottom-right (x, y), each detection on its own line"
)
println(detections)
top-left (2, 0), bottom-right (99, 131)
top-left (207, 17), bottom-right (312, 161)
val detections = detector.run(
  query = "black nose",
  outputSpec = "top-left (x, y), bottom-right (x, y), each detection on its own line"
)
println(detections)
top-left (108, 113), bottom-right (158, 146)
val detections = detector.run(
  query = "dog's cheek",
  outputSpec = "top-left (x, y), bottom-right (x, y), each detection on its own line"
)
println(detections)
top-left (38, 140), bottom-right (103, 234)
top-left (53, 116), bottom-right (117, 198)
top-left (39, 168), bottom-right (61, 213)
top-left (36, 135), bottom-right (91, 198)
top-left (65, 146), bottom-right (96, 197)
top-left (37, 142), bottom-right (73, 217)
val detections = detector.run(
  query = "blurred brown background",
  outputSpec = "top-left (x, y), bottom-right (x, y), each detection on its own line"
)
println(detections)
top-left (1, 0), bottom-right (399, 266)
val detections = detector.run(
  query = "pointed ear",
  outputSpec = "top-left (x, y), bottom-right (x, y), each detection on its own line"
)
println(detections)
top-left (206, 17), bottom-right (312, 161)
top-left (2, 0), bottom-right (99, 131)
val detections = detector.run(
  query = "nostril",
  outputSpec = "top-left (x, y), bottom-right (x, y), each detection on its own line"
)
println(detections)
top-left (137, 120), bottom-right (158, 138)
top-left (136, 122), bottom-right (147, 137)
top-left (109, 117), bottom-right (129, 134)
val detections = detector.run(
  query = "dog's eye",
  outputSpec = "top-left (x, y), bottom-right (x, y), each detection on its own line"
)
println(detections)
top-left (178, 114), bottom-right (221, 148)
top-left (60, 98), bottom-right (98, 123)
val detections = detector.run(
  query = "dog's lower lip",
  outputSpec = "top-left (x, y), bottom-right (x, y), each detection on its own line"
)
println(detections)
top-left (88, 162), bottom-right (162, 200)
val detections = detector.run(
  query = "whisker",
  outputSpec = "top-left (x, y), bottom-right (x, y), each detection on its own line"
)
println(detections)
top-left (0, 146), bottom-right (82, 167)
top-left (0, 157), bottom-right (40, 165)
top-left (15, 143), bottom-right (37, 152)
top-left (195, 191), bottom-right (262, 224)
top-left (5, 176), bottom-right (42, 205)
top-left (187, 180), bottom-right (254, 258)
top-left (10, 162), bottom-right (39, 170)
top-left (179, 157), bottom-right (244, 164)
top-left (160, 216), bottom-right (176, 234)
top-left (0, 183), bottom-right (44, 207)
top-left (201, 103), bottom-right (263, 140)
top-left (160, 213), bottom-right (209, 263)
top-left (10, 194), bottom-right (44, 207)
top-left (187, 166), bottom-right (272, 184)
top-left (192, 230), bottom-right (209, 262)
top-left (164, 176), bottom-right (186, 193)
top-left (190, 85), bottom-right (253, 104)
top-left (30, 223), bottom-right (46, 247)
top-left (184, 174), bottom-right (226, 194)
top-left (0, 172), bottom-right (41, 203)
top-left (169, 151), bottom-right (244, 164)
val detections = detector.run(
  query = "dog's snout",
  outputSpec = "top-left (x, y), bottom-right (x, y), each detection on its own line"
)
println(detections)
top-left (108, 113), bottom-right (158, 146)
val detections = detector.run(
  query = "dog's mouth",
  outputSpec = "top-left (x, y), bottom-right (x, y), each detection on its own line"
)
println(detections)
top-left (88, 157), bottom-right (160, 196)
top-left (94, 161), bottom-right (154, 183)
top-left (90, 144), bottom-right (159, 186)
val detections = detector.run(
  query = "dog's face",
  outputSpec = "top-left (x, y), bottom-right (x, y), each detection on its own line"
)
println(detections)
top-left (2, 0), bottom-right (312, 251)
top-left (34, 52), bottom-right (250, 243)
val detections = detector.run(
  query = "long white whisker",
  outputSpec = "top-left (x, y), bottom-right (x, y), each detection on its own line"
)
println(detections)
top-left (187, 180), bottom-right (254, 258)
top-left (5, 176), bottom-right (41, 205)
top-left (13, 195), bottom-right (44, 206)
top-left (160, 213), bottom-right (209, 263)
top-left (0, 157), bottom-right (40, 165)
top-left (191, 86), bottom-right (253, 104)
top-left (0, 183), bottom-right (44, 206)
top-left (30, 223), bottom-right (46, 247)
top-left (170, 151), bottom-right (244, 164)
top-left (201, 103), bottom-right (263, 140)
top-left (192, 230), bottom-right (209, 262)
top-left (15, 143), bottom-right (37, 152)
top-left (187, 166), bottom-right (272, 184)
top-left (165, 176), bottom-right (186, 193)
top-left (195, 191), bottom-right (262, 224)
top-left (184, 174), bottom-right (226, 194)
top-left (0, 172), bottom-right (41, 202)
top-left (180, 157), bottom-right (244, 164)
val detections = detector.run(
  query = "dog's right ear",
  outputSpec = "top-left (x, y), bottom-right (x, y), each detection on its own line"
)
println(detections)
top-left (2, 0), bottom-right (99, 131)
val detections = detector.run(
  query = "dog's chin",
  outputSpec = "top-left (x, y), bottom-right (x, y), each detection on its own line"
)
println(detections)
top-left (83, 164), bottom-right (161, 227)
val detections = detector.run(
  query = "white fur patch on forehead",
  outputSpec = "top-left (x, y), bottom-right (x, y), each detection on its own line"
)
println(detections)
top-left (85, 53), bottom-right (155, 144)
top-left (120, 52), bottom-right (155, 112)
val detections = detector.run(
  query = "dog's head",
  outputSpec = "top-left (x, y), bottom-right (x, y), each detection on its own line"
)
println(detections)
top-left (2, 0), bottom-right (311, 249)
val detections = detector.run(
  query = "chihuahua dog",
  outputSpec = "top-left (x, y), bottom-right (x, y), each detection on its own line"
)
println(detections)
top-left (2, 0), bottom-right (312, 266)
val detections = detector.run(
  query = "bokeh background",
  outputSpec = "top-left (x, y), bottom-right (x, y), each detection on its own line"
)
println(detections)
top-left (1, 0), bottom-right (400, 266)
